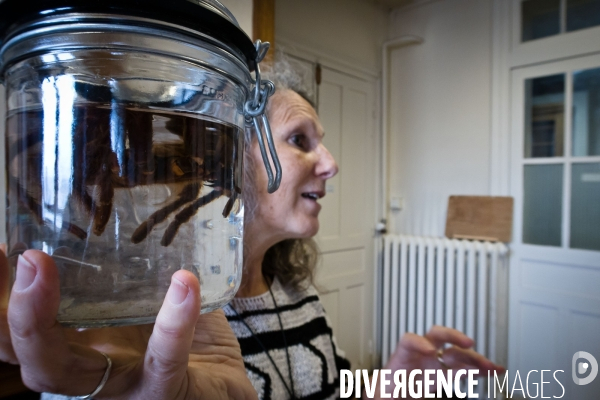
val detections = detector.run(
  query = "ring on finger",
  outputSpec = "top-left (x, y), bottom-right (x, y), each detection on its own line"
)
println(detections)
top-left (437, 348), bottom-right (450, 369)
top-left (75, 351), bottom-right (112, 399)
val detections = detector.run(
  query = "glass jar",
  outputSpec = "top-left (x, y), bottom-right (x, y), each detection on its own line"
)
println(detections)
top-left (0, 0), bottom-right (280, 327)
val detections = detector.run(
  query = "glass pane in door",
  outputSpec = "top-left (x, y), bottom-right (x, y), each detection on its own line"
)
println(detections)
top-left (567, 0), bottom-right (600, 32)
top-left (522, 0), bottom-right (561, 41)
top-left (523, 164), bottom-right (563, 246)
top-left (525, 74), bottom-right (565, 157)
top-left (570, 163), bottom-right (600, 250)
top-left (573, 67), bottom-right (600, 156)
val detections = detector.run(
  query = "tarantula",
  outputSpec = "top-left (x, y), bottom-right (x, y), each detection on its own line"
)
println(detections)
top-left (6, 105), bottom-right (242, 247)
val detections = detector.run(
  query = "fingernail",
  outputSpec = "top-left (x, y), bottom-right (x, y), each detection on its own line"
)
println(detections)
top-left (14, 254), bottom-right (37, 291)
top-left (167, 277), bottom-right (189, 305)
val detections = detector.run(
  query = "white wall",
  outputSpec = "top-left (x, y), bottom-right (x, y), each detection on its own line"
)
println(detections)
top-left (387, 0), bottom-right (493, 236)
top-left (276, 0), bottom-right (388, 73)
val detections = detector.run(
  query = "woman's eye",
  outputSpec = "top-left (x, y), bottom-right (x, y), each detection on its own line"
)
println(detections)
top-left (290, 134), bottom-right (308, 149)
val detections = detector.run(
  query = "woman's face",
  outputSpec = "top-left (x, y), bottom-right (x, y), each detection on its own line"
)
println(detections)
top-left (246, 89), bottom-right (338, 242)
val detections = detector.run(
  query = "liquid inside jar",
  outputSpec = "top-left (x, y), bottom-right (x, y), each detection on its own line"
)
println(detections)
top-left (6, 104), bottom-right (244, 327)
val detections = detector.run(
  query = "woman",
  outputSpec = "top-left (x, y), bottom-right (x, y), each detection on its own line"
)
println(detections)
top-left (222, 72), bottom-right (346, 399)
top-left (219, 67), bottom-right (503, 399)
top-left (0, 65), bottom-right (503, 399)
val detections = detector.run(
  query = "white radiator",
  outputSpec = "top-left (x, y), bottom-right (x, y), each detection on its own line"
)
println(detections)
top-left (380, 235), bottom-right (509, 380)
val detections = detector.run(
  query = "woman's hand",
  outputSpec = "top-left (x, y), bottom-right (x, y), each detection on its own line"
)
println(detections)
top-left (0, 244), bottom-right (17, 365)
top-left (0, 248), bottom-right (257, 400)
top-left (378, 326), bottom-right (505, 399)
top-left (389, 325), bottom-right (504, 372)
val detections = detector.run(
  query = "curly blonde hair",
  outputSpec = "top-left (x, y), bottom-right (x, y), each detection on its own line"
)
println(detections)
top-left (243, 58), bottom-right (319, 290)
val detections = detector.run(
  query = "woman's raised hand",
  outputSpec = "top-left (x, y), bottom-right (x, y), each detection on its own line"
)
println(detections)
top-left (386, 326), bottom-right (504, 374)
top-left (379, 325), bottom-right (505, 398)
top-left (388, 325), bottom-right (505, 373)
top-left (0, 248), bottom-right (257, 400)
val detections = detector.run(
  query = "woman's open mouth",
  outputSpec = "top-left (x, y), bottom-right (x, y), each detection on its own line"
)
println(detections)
top-left (301, 191), bottom-right (325, 201)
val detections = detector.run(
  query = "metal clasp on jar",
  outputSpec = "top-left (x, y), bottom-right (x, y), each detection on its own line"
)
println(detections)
top-left (244, 40), bottom-right (281, 193)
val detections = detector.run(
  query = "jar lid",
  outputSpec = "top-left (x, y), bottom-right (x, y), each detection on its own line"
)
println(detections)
top-left (0, 0), bottom-right (257, 69)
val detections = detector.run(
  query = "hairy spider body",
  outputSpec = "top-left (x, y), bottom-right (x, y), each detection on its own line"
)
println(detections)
top-left (7, 106), bottom-right (241, 247)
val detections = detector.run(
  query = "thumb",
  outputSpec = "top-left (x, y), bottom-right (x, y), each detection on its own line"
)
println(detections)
top-left (142, 270), bottom-right (201, 397)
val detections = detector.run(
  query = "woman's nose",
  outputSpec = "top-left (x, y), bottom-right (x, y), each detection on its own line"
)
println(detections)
top-left (315, 144), bottom-right (338, 179)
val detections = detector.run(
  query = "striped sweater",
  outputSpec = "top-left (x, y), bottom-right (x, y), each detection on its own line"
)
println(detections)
top-left (224, 278), bottom-right (350, 400)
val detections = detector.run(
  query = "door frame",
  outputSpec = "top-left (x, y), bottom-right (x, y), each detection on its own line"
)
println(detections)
top-left (493, 1), bottom-right (600, 380)
top-left (508, 53), bottom-right (600, 397)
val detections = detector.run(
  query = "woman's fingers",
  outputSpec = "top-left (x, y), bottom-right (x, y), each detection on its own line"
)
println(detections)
top-left (140, 270), bottom-right (201, 398)
top-left (425, 327), bottom-right (505, 373)
top-left (7, 250), bottom-right (110, 395)
top-left (425, 325), bottom-right (474, 350)
top-left (0, 244), bottom-right (17, 364)
top-left (442, 347), bottom-right (505, 373)
top-left (399, 333), bottom-right (437, 355)
top-left (392, 326), bottom-right (505, 379)
top-left (386, 333), bottom-right (437, 370)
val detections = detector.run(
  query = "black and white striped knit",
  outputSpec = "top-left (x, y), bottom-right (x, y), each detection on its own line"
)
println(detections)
top-left (224, 277), bottom-right (351, 400)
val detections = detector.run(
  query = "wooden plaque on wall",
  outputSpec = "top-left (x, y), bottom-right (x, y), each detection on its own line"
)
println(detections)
top-left (445, 196), bottom-right (514, 242)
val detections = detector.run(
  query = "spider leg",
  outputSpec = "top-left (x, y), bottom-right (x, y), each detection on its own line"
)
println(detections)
top-left (72, 181), bottom-right (94, 214)
top-left (12, 153), bottom-right (88, 240)
top-left (126, 109), bottom-right (155, 178)
top-left (62, 221), bottom-right (88, 240)
top-left (221, 190), bottom-right (238, 218)
top-left (67, 147), bottom-right (105, 238)
top-left (10, 174), bottom-right (44, 232)
top-left (10, 176), bottom-right (88, 240)
top-left (131, 182), bottom-right (201, 244)
top-left (91, 167), bottom-right (114, 236)
top-left (8, 120), bottom-right (44, 224)
top-left (160, 189), bottom-right (223, 247)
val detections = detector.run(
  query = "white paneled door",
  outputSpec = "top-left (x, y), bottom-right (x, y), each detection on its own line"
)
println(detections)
top-left (315, 67), bottom-right (378, 371)
top-left (510, 53), bottom-right (600, 399)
